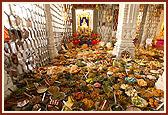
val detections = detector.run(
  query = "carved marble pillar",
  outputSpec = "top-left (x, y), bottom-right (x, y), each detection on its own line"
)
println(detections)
top-left (113, 4), bottom-right (139, 59)
top-left (139, 5), bottom-right (151, 47)
top-left (136, 5), bottom-right (148, 46)
top-left (45, 4), bottom-right (59, 60)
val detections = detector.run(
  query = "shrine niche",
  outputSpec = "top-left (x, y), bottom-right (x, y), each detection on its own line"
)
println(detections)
top-left (76, 9), bottom-right (93, 33)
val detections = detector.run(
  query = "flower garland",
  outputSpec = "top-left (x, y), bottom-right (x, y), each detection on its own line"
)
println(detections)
top-left (71, 33), bottom-right (102, 45)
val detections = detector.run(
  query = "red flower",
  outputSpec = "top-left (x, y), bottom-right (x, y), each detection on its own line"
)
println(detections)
top-left (73, 34), bottom-right (78, 37)
top-left (73, 40), bottom-right (75, 44)
top-left (91, 40), bottom-right (97, 45)
top-left (95, 40), bottom-right (98, 44)
top-left (92, 34), bottom-right (95, 37)
top-left (95, 35), bottom-right (99, 37)
top-left (73, 40), bottom-right (79, 45)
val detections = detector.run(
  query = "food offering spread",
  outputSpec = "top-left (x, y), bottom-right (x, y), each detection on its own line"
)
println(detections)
top-left (4, 42), bottom-right (164, 111)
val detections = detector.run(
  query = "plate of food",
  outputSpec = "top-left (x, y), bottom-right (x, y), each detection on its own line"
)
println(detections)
top-left (152, 89), bottom-right (164, 97)
top-left (131, 96), bottom-right (148, 108)
top-left (51, 92), bottom-right (66, 101)
top-left (137, 79), bottom-right (147, 87)
top-left (48, 86), bottom-right (60, 95)
top-left (37, 86), bottom-right (48, 94)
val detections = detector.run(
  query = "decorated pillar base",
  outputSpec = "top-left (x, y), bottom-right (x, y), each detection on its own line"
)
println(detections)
top-left (48, 44), bottom-right (59, 59)
top-left (113, 39), bottom-right (135, 59)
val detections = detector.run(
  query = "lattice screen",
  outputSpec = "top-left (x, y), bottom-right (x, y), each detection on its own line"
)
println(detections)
top-left (64, 4), bottom-right (72, 41)
top-left (4, 3), bottom-right (73, 83)
top-left (50, 4), bottom-right (72, 51)
top-left (97, 4), bottom-right (119, 42)
top-left (4, 4), bottom-right (50, 83)
top-left (147, 4), bottom-right (163, 39)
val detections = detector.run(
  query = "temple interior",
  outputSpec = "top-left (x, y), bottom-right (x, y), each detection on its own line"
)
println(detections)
top-left (3, 3), bottom-right (165, 112)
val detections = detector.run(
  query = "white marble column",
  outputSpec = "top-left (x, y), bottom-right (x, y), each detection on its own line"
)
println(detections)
top-left (45, 4), bottom-right (59, 60)
top-left (113, 4), bottom-right (139, 59)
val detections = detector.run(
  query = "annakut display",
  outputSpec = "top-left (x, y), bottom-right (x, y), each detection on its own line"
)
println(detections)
top-left (4, 43), bottom-right (164, 111)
